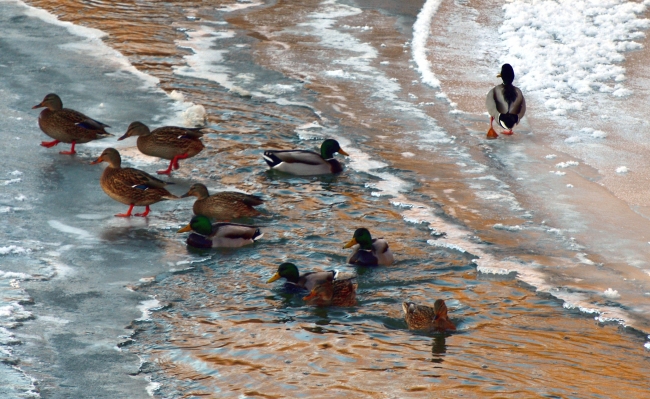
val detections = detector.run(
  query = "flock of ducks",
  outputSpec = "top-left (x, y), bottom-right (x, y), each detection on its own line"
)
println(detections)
top-left (30, 64), bottom-right (523, 333)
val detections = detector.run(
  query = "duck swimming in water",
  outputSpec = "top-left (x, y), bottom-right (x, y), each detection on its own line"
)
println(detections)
top-left (262, 139), bottom-right (349, 175)
top-left (343, 228), bottom-right (394, 266)
top-left (402, 299), bottom-right (456, 332)
top-left (485, 64), bottom-right (526, 139)
top-left (177, 215), bottom-right (263, 249)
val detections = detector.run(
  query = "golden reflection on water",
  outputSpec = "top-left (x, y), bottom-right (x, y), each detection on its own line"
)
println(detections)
top-left (23, 0), bottom-right (650, 398)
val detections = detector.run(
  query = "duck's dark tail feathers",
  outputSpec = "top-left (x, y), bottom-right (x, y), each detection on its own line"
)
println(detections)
top-left (498, 114), bottom-right (519, 129)
top-left (253, 228), bottom-right (264, 241)
top-left (262, 151), bottom-right (282, 168)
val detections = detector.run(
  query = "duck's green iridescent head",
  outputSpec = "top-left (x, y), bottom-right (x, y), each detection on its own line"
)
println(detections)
top-left (177, 215), bottom-right (213, 236)
top-left (343, 228), bottom-right (373, 250)
top-left (118, 121), bottom-right (151, 141)
top-left (267, 262), bottom-right (300, 284)
top-left (320, 139), bottom-right (349, 159)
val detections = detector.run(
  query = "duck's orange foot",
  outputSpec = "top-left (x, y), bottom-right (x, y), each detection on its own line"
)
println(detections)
top-left (59, 142), bottom-right (77, 155)
top-left (41, 140), bottom-right (60, 148)
top-left (502, 130), bottom-right (514, 136)
top-left (486, 128), bottom-right (498, 140)
top-left (135, 206), bottom-right (151, 217)
top-left (116, 204), bottom-right (135, 217)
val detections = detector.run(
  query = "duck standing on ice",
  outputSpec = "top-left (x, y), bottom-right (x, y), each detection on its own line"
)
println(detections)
top-left (32, 93), bottom-right (111, 154)
top-left (485, 64), bottom-right (526, 139)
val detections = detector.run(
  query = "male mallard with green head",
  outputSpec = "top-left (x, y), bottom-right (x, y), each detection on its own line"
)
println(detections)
top-left (303, 274), bottom-right (357, 307)
top-left (267, 262), bottom-right (337, 293)
top-left (90, 148), bottom-right (177, 217)
top-left (118, 121), bottom-right (205, 175)
top-left (343, 228), bottom-right (394, 266)
top-left (180, 183), bottom-right (264, 220)
top-left (177, 215), bottom-right (263, 248)
top-left (402, 299), bottom-right (456, 332)
top-left (32, 93), bottom-right (111, 155)
top-left (262, 139), bottom-right (349, 175)
top-left (486, 64), bottom-right (526, 139)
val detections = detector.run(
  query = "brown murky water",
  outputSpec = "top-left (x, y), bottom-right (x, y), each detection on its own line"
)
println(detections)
top-left (23, 0), bottom-right (650, 397)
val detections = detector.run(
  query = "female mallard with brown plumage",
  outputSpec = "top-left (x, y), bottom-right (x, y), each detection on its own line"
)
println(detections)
top-left (402, 299), bottom-right (456, 332)
top-left (177, 215), bottom-right (263, 248)
top-left (32, 93), bottom-right (111, 155)
top-left (118, 121), bottom-right (205, 175)
top-left (303, 274), bottom-right (357, 307)
top-left (180, 183), bottom-right (264, 220)
top-left (267, 262), bottom-right (337, 293)
top-left (262, 139), bottom-right (349, 175)
top-left (90, 148), bottom-right (178, 217)
top-left (343, 228), bottom-right (394, 266)
top-left (486, 64), bottom-right (526, 139)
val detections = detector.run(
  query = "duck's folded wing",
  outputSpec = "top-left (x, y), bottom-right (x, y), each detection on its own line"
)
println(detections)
top-left (512, 88), bottom-right (526, 119)
top-left (214, 223), bottom-right (261, 239)
top-left (264, 150), bottom-right (324, 165)
top-left (122, 167), bottom-right (169, 189)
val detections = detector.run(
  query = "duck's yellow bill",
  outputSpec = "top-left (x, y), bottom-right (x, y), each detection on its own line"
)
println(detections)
top-left (497, 73), bottom-right (501, 78)
top-left (266, 272), bottom-right (281, 283)
top-left (89, 157), bottom-right (103, 165)
top-left (343, 237), bottom-right (357, 249)
top-left (177, 224), bottom-right (192, 233)
top-left (338, 148), bottom-right (349, 156)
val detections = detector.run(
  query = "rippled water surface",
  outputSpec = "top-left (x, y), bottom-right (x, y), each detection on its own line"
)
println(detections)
top-left (2, 0), bottom-right (649, 397)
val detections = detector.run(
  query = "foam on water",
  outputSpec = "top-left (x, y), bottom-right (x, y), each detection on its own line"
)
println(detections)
top-left (174, 25), bottom-right (250, 96)
top-left (412, 0), bottom-right (443, 90)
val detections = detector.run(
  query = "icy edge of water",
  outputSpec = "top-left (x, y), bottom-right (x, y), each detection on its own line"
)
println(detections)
top-left (412, 0), bottom-right (443, 89)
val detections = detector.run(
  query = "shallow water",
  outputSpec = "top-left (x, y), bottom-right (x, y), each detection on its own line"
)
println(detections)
top-left (1, 0), bottom-right (650, 397)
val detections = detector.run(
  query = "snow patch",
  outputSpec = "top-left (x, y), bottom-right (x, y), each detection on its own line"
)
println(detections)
top-left (500, 0), bottom-right (649, 113)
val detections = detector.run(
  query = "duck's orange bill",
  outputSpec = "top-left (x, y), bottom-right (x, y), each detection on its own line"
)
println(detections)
top-left (90, 156), bottom-right (103, 165)
top-left (343, 237), bottom-right (357, 249)
top-left (177, 224), bottom-right (192, 233)
top-left (338, 148), bottom-right (349, 156)
top-left (266, 272), bottom-right (281, 284)
top-left (31, 102), bottom-right (44, 109)
top-left (303, 290), bottom-right (317, 301)
top-left (497, 73), bottom-right (501, 78)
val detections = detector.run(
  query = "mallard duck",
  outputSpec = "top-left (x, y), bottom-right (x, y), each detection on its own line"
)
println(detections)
top-left (303, 274), bottom-right (357, 307)
top-left (177, 215), bottom-right (263, 248)
top-left (402, 300), bottom-right (456, 332)
top-left (343, 228), bottom-right (394, 266)
top-left (32, 93), bottom-right (112, 155)
top-left (117, 121), bottom-right (205, 175)
top-left (262, 139), bottom-right (349, 175)
top-left (90, 148), bottom-right (178, 217)
top-left (267, 262), bottom-right (337, 293)
top-left (485, 64), bottom-right (526, 139)
top-left (180, 183), bottom-right (264, 220)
